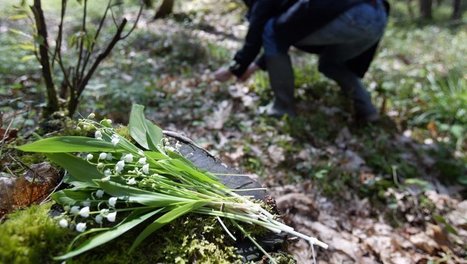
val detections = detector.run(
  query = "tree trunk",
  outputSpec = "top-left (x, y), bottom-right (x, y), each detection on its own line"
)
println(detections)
top-left (142, 0), bottom-right (152, 8)
top-left (31, 0), bottom-right (59, 115)
top-left (419, 0), bottom-right (433, 19)
top-left (154, 0), bottom-right (174, 19)
top-left (452, 0), bottom-right (462, 19)
top-left (407, 0), bottom-right (415, 19)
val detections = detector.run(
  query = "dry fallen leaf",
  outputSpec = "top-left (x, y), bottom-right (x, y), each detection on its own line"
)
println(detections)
top-left (447, 200), bottom-right (467, 230)
top-left (267, 145), bottom-right (285, 164)
top-left (0, 128), bottom-right (18, 143)
top-left (0, 162), bottom-right (60, 219)
top-left (205, 100), bottom-right (232, 130)
top-left (225, 145), bottom-right (244, 162)
top-left (409, 231), bottom-right (439, 254)
top-left (275, 193), bottom-right (319, 220)
top-left (339, 150), bottom-right (365, 172)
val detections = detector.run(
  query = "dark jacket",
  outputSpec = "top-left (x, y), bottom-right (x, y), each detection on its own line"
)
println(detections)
top-left (230, 0), bottom-right (390, 78)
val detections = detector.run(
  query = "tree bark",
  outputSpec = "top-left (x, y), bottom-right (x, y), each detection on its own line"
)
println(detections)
top-left (31, 0), bottom-right (59, 115)
top-left (154, 0), bottom-right (174, 19)
top-left (452, 0), bottom-right (462, 19)
top-left (142, 0), bottom-right (152, 8)
top-left (419, 0), bottom-right (433, 19)
top-left (407, 0), bottom-right (415, 19)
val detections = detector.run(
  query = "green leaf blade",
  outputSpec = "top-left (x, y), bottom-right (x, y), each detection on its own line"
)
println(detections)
top-left (46, 153), bottom-right (102, 187)
top-left (54, 209), bottom-right (162, 260)
top-left (52, 189), bottom-right (94, 205)
top-left (129, 104), bottom-right (163, 151)
top-left (129, 104), bottom-right (151, 150)
top-left (96, 180), bottom-right (193, 207)
top-left (17, 136), bottom-right (120, 153)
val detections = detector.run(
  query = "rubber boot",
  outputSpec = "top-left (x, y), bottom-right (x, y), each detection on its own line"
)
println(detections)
top-left (263, 54), bottom-right (296, 118)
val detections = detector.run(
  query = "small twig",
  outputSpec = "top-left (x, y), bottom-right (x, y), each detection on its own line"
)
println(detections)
top-left (51, 0), bottom-right (67, 69)
top-left (110, 6), bottom-right (119, 27)
top-left (120, 2), bottom-right (144, 40)
top-left (80, 0), bottom-right (112, 79)
top-left (8, 153), bottom-right (37, 180)
top-left (55, 53), bottom-right (73, 90)
top-left (4, 166), bottom-right (16, 178)
top-left (0, 113), bottom-right (16, 156)
top-left (75, 0), bottom-right (88, 83)
top-left (76, 18), bottom-right (127, 99)
top-left (41, 172), bottom-right (65, 204)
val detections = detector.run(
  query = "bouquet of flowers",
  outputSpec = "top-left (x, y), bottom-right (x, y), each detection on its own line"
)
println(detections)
top-left (18, 104), bottom-right (327, 263)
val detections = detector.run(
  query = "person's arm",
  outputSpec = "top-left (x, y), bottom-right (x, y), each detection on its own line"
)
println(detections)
top-left (229, 0), bottom-right (275, 78)
top-left (254, 54), bottom-right (267, 71)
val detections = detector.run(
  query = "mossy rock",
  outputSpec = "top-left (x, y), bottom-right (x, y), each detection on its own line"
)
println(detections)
top-left (0, 203), bottom-right (73, 264)
top-left (0, 203), bottom-right (241, 263)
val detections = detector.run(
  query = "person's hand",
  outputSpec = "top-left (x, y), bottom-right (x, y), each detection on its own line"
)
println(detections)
top-left (239, 63), bottom-right (259, 82)
top-left (214, 67), bottom-right (234, 82)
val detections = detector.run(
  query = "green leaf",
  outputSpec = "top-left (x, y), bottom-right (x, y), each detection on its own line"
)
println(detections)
top-left (17, 136), bottom-right (122, 153)
top-left (129, 104), bottom-right (163, 151)
top-left (129, 104), bottom-right (151, 149)
top-left (404, 178), bottom-right (431, 191)
top-left (17, 43), bottom-right (36, 51)
top-left (145, 151), bottom-right (167, 161)
top-left (433, 214), bottom-right (458, 235)
top-left (52, 189), bottom-right (94, 205)
top-left (96, 180), bottom-right (192, 206)
top-left (9, 28), bottom-right (32, 39)
top-left (20, 55), bottom-right (36, 62)
top-left (46, 153), bottom-right (102, 186)
top-left (54, 209), bottom-right (162, 260)
top-left (159, 159), bottom-right (219, 185)
top-left (145, 121), bottom-right (164, 152)
top-left (129, 201), bottom-right (207, 252)
top-left (458, 175), bottom-right (467, 185)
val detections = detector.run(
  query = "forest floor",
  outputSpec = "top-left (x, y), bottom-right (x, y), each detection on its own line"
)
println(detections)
top-left (1, 1), bottom-right (466, 263)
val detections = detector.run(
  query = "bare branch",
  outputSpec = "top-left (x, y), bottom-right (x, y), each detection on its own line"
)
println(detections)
top-left (80, 0), bottom-right (112, 79)
top-left (51, 0), bottom-right (67, 69)
top-left (120, 2), bottom-right (144, 40)
top-left (56, 52), bottom-right (73, 91)
top-left (75, 0), bottom-right (88, 83)
top-left (78, 18), bottom-right (128, 97)
top-left (68, 18), bottom-right (128, 115)
top-left (110, 5), bottom-right (119, 27)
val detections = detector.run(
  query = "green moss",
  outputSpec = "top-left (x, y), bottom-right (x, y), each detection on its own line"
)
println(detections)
top-left (0, 203), bottom-right (73, 264)
top-left (0, 203), bottom-right (243, 264)
top-left (72, 216), bottom-right (242, 264)
top-left (269, 252), bottom-right (297, 264)
top-left (115, 125), bottom-right (133, 142)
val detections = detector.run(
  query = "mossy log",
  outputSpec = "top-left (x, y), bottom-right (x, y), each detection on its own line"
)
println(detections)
top-left (0, 133), bottom-right (292, 263)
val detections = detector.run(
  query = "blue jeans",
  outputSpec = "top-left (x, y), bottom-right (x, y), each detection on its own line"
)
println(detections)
top-left (263, 1), bottom-right (388, 117)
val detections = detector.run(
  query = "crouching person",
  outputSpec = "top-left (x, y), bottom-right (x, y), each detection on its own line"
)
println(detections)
top-left (214, 0), bottom-right (389, 121)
